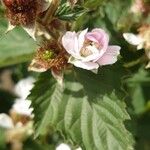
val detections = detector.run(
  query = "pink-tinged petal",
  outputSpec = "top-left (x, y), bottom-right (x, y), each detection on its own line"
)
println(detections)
top-left (97, 46), bottom-right (120, 66)
top-left (85, 32), bottom-right (99, 43)
top-left (93, 28), bottom-right (109, 50)
top-left (62, 31), bottom-right (79, 58)
top-left (78, 28), bottom-right (88, 51)
top-left (86, 28), bottom-right (109, 50)
top-left (69, 57), bottom-right (99, 70)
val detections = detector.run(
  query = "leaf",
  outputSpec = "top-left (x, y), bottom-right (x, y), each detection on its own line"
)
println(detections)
top-left (125, 67), bottom-right (150, 115)
top-left (0, 19), bottom-right (36, 67)
top-left (55, 3), bottom-right (86, 21)
top-left (29, 67), bottom-right (134, 150)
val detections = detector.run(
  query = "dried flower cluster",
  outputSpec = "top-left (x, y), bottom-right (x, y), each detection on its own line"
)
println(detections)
top-left (29, 41), bottom-right (68, 74)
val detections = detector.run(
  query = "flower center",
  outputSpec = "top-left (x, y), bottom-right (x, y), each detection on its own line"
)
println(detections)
top-left (80, 40), bottom-right (100, 57)
top-left (42, 50), bottom-right (56, 60)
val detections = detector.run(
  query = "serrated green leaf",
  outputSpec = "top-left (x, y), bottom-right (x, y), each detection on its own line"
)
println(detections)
top-left (29, 67), bottom-right (134, 150)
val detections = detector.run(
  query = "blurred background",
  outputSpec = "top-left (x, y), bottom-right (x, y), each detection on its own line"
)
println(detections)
top-left (0, 0), bottom-right (150, 149)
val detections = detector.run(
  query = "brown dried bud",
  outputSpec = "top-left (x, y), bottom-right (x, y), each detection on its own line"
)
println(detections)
top-left (29, 41), bottom-right (68, 73)
top-left (3, 0), bottom-right (39, 26)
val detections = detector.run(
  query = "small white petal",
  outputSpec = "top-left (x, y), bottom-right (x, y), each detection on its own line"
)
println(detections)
top-left (0, 113), bottom-right (14, 129)
top-left (137, 43), bottom-right (144, 50)
top-left (145, 61), bottom-right (150, 69)
top-left (5, 22), bottom-right (15, 33)
top-left (28, 66), bottom-right (47, 72)
top-left (91, 69), bottom-right (98, 74)
top-left (56, 143), bottom-right (71, 150)
top-left (69, 57), bottom-right (99, 70)
top-left (28, 59), bottom-right (47, 72)
top-left (12, 100), bottom-right (33, 116)
top-left (123, 33), bottom-right (143, 46)
top-left (23, 24), bottom-right (36, 41)
top-left (14, 77), bottom-right (35, 99)
top-left (78, 28), bottom-right (88, 51)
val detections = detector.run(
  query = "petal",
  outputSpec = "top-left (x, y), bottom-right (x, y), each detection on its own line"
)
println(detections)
top-left (80, 44), bottom-right (100, 62)
top-left (87, 28), bottom-right (109, 41)
top-left (97, 46), bottom-right (120, 66)
top-left (56, 143), bottom-right (71, 150)
top-left (69, 57), bottom-right (99, 70)
top-left (137, 42), bottom-right (144, 50)
top-left (78, 28), bottom-right (88, 50)
top-left (85, 28), bottom-right (109, 55)
top-left (82, 53), bottom-right (100, 62)
top-left (5, 22), bottom-right (15, 33)
top-left (145, 61), bottom-right (150, 69)
top-left (123, 33), bottom-right (143, 46)
top-left (23, 24), bottom-right (36, 41)
top-left (91, 69), bottom-right (98, 74)
top-left (15, 77), bottom-right (35, 99)
top-left (12, 100), bottom-right (33, 116)
top-left (0, 113), bottom-right (14, 129)
top-left (62, 31), bottom-right (79, 57)
top-left (28, 59), bottom-right (47, 72)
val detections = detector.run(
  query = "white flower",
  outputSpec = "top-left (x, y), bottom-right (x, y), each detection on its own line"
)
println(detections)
top-left (62, 28), bottom-right (120, 71)
top-left (0, 113), bottom-right (14, 129)
top-left (12, 77), bottom-right (35, 116)
top-left (12, 100), bottom-right (33, 117)
top-left (123, 33), bottom-right (144, 50)
top-left (14, 77), bottom-right (35, 100)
